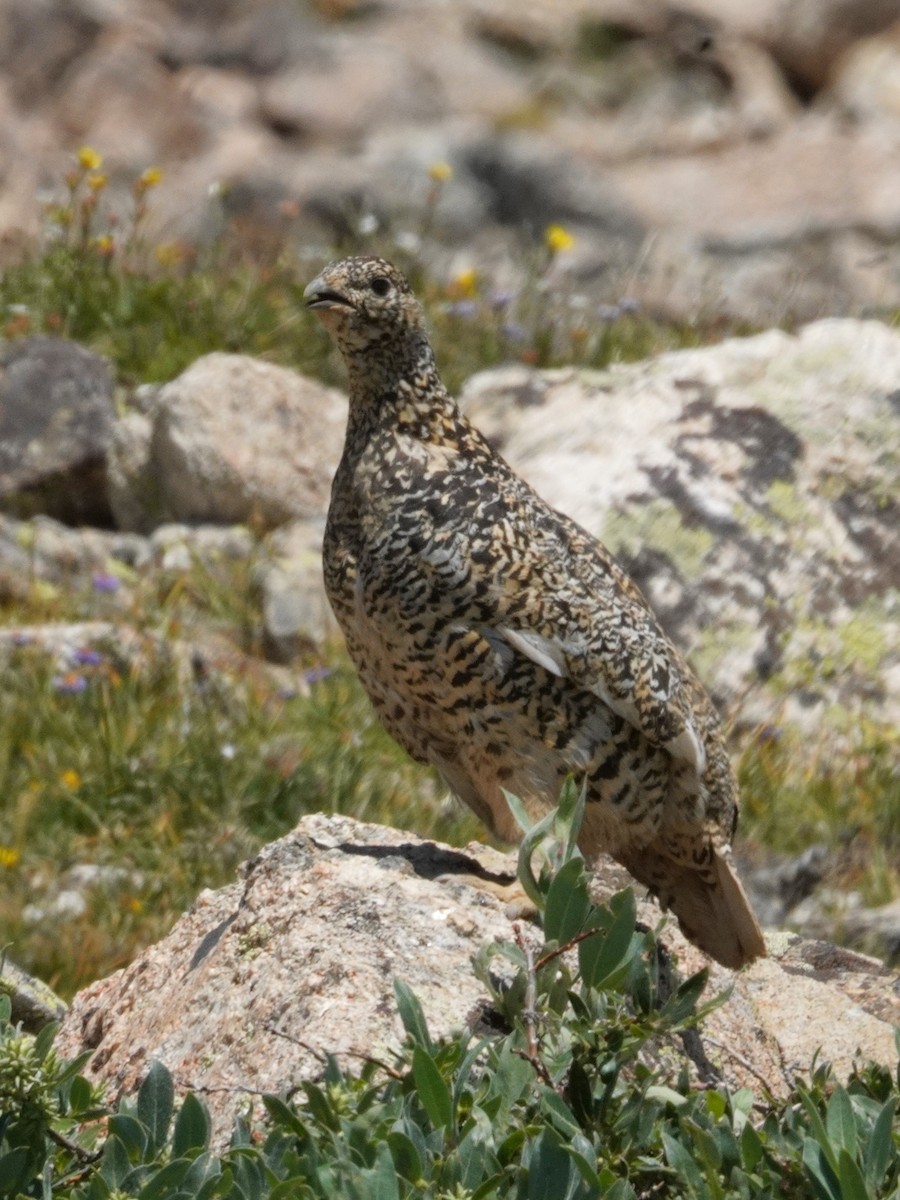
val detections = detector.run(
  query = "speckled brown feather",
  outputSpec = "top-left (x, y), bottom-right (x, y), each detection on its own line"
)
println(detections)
top-left (305, 255), bottom-right (766, 968)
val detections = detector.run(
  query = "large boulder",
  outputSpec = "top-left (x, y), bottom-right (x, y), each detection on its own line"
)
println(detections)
top-left (55, 813), bottom-right (899, 1140)
top-left (0, 338), bottom-right (116, 526)
top-left (107, 353), bottom-right (347, 532)
top-left (459, 318), bottom-right (899, 742)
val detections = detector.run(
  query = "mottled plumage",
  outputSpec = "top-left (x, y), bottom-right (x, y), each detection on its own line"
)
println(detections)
top-left (305, 255), bottom-right (765, 968)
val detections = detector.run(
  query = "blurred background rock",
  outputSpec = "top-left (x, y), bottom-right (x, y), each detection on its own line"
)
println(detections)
top-left (3, 0), bottom-right (900, 323)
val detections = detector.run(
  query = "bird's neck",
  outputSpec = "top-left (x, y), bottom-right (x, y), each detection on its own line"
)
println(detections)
top-left (342, 334), bottom-right (461, 440)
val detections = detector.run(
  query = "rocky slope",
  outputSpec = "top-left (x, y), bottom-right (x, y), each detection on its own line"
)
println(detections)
top-left (5, 0), bottom-right (900, 322)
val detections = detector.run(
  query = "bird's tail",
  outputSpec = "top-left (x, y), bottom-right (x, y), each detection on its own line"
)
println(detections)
top-left (623, 844), bottom-right (766, 969)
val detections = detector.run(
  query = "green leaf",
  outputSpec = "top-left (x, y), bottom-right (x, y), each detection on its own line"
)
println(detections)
top-left (539, 1088), bottom-right (582, 1139)
top-left (798, 1085), bottom-right (840, 1176)
top-left (662, 968), bottom-right (709, 1026)
top-left (83, 1172), bottom-right (112, 1200)
top-left (137, 1059), bottom-right (175, 1152)
top-left (198, 1165), bottom-right (234, 1200)
top-left (100, 1136), bottom-right (132, 1188)
top-left (565, 1135), bottom-right (602, 1191)
top-left (739, 1120), bottom-right (764, 1171)
top-left (511, 797), bottom-right (559, 909)
top-left (230, 1147), bottom-right (266, 1200)
top-left (497, 1127), bottom-right (527, 1164)
top-left (489, 1043), bottom-right (534, 1125)
top-left (68, 1073), bottom-right (94, 1115)
top-left (393, 978), bottom-right (433, 1052)
top-left (457, 1125), bottom-right (491, 1190)
top-left (802, 1138), bottom-right (842, 1200)
top-left (646, 1085), bottom-right (688, 1108)
top-left (578, 889), bottom-right (637, 990)
top-left (363, 1143), bottom-right (400, 1200)
top-left (556, 775), bottom-right (587, 863)
top-left (472, 1173), bottom-right (510, 1200)
top-left (543, 857), bottom-right (590, 945)
top-left (173, 1092), bottom-right (211, 1156)
top-left (269, 1179), bottom-right (314, 1200)
top-left (837, 1148), bottom-right (872, 1200)
top-left (566, 1058), bottom-right (594, 1127)
top-left (662, 1131), bottom-right (705, 1195)
top-left (412, 1045), bottom-right (453, 1132)
top-left (261, 1095), bottom-right (307, 1139)
top-left (526, 1128), bottom-right (577, 1200)
top-left (32, 1021), bottom-right (59, 1062)
top-left (56, 1050), bottom-right (96, 1088)
top-left (137, 1157), bottom-right (192, 1200)
top-left (0, 1147), bottom-right (30, 1195)
top-left (452, 1036), bottom-right (491, 1108)
top-left (300, 1081), bottom-right (338, 1131)
top-left (503, 789), bottom-right (537, 840)
top-left (182, 1153), bottom-right (223, 1195)
top-left (386, 1130), bottom-right (422, 1184)
top-left (826, 1085), bottom-right (858, 1159)
top-left (864, 1098), bottom-right (896, 1189)
top-left (604, 1182), bottom-right (636, 1200)
top-left (108, 1113), bottom-right (148, 1158)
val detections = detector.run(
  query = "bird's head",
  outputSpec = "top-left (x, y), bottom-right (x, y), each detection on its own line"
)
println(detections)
top-left (304, 256), bottom-right (426, 356)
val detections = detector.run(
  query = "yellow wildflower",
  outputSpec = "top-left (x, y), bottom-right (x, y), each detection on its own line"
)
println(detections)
top-left (87, 172), bottom-right (107, 191)
top-left (427, 161), bottom-right (453, 183)
top-left (30, 580), bottom-right (59, 603)
top-left (92, 234), bottom-right (115, 257)
top-left (77, 146), bottom-right (103, 171)
top-left (450, 267), bottom-right (479, 298)
top-left (0, 847), bottom-right (20, 869)
top-left (545, 223), bottom-right (575, 254)
top-left (137, 166), bottom-right (164, 190)
top-left (154, 241), bottom-right (188, 268)
top-left (60, 769), bottom-right (81, 790)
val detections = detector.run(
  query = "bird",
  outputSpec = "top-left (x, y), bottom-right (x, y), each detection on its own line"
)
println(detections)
top-left (304, 254), bottom-right (766, 969)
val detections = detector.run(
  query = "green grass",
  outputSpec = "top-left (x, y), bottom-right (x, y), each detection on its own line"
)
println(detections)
top-left (739, 725), bottom-right (900, 907)
top-left (0, 530), bottom-right (481, 997)
top-left (0, 623), bottom-right (480, 998)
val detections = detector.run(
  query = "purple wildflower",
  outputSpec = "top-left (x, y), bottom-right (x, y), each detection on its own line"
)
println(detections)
top-left (303, 666), bottom-right (333, 685)
top-left (92, 572), bottom-right (120, 593)
top-left (618, 296), bottom-right (641, 315)
top-left (489, 288), bottom-right (516, 311)
top-left (501, 322), bottom-right (527, 343)
top-left (445, 300), bottom-right (478, 319)
top-left (73, 648), bottom-right (103, 666)
top-left (53, 673), bottom-right (88, 694)
top-left (596, 304), bottom-right (620, 323)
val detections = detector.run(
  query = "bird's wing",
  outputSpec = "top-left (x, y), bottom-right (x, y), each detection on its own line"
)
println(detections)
top-left (485, 501), bottom-right (710, 777)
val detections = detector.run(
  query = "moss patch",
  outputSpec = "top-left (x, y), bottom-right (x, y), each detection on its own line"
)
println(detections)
top-left (601, 499), bottom-right (715, 580)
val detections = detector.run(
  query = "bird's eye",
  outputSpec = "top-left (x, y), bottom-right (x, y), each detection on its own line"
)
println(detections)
top-left (370, 276), bottom-right (391, 297)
